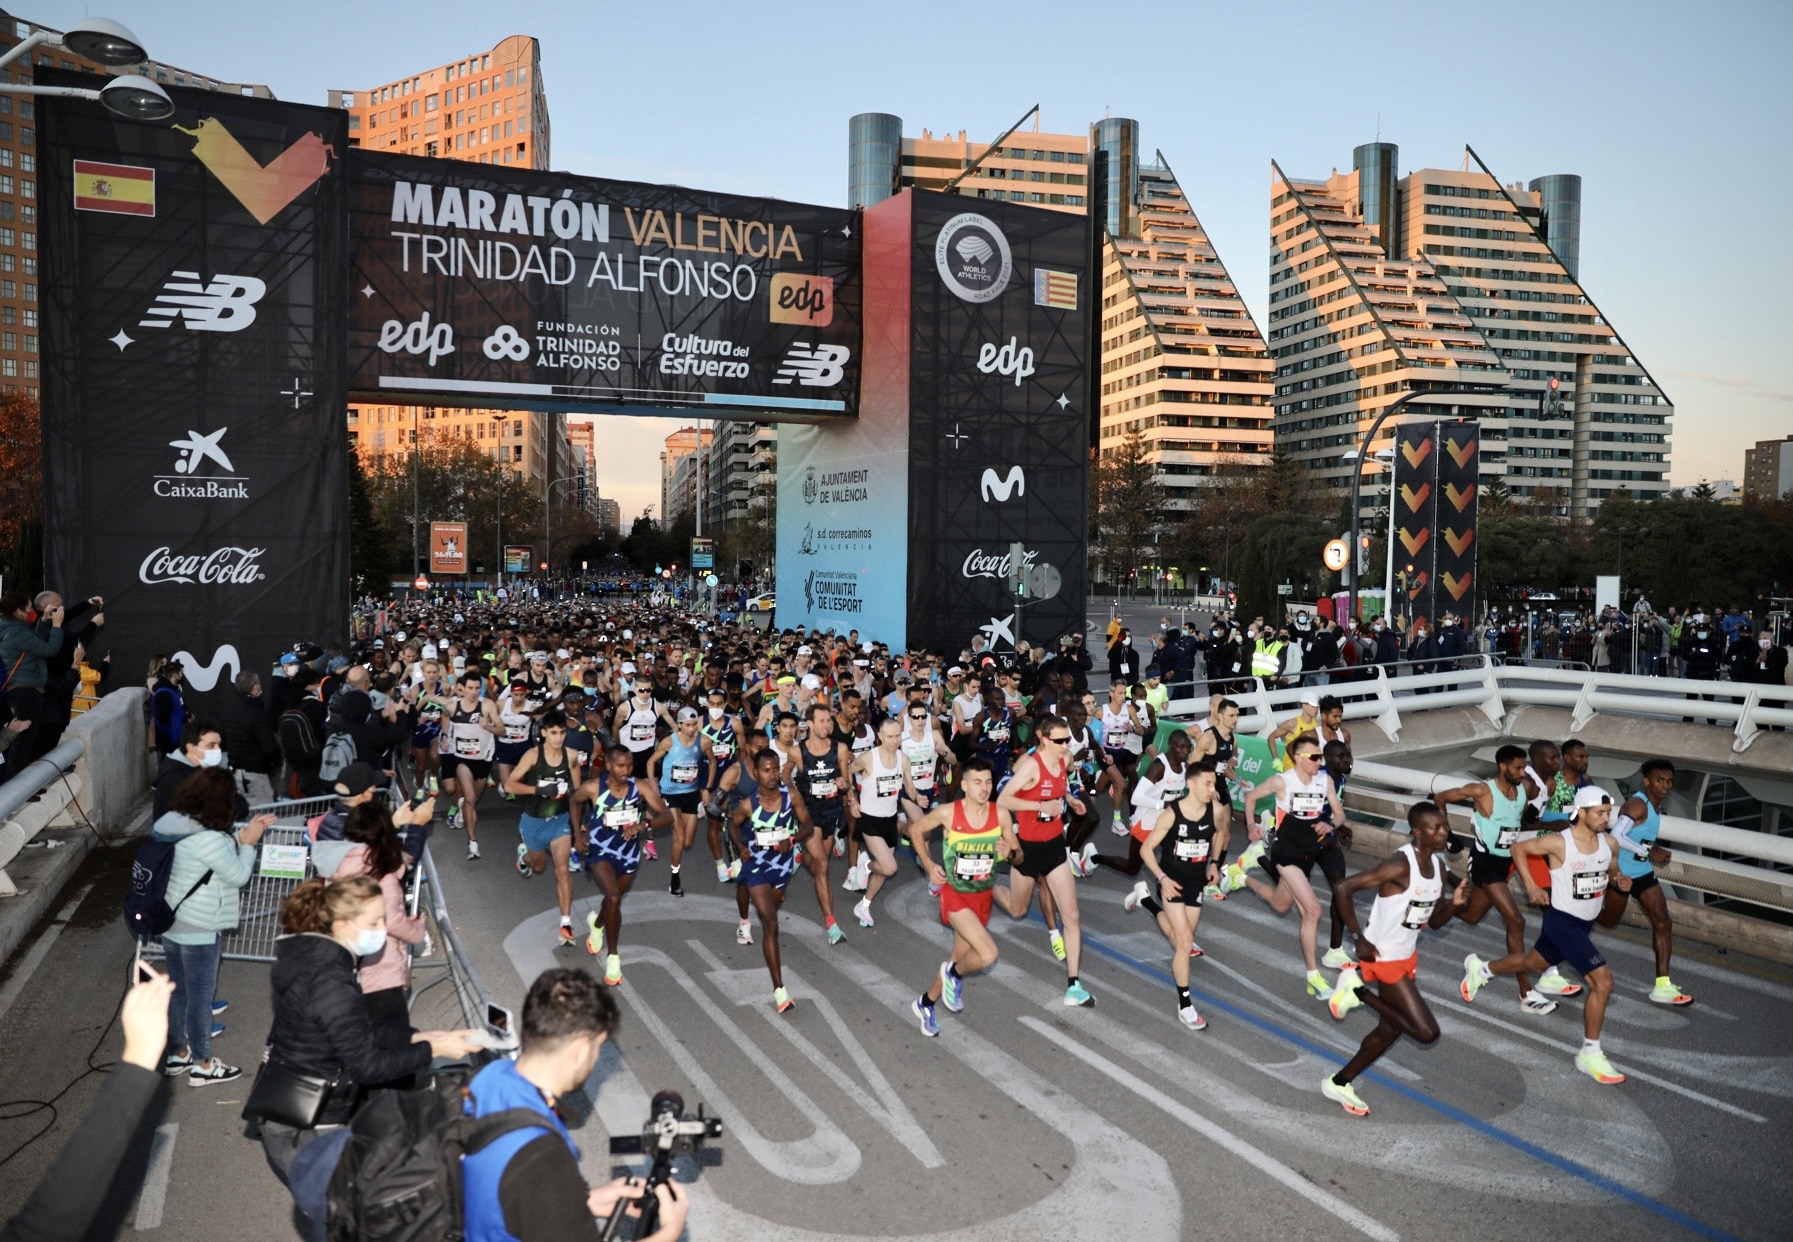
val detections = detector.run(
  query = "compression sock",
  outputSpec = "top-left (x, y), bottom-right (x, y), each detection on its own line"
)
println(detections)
top-left (1141, 895), bottom-right (1164, 916)
top-left (1331, 1072), bottom-right (1352, 1087)
top-left (1176, 987), bottom-right (1191, 1007)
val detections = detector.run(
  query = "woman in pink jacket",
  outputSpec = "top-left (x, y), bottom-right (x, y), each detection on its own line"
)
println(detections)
top-left (333, 800), bottom-right (431, 1029)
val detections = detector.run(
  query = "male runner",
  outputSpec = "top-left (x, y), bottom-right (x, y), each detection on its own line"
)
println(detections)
top-left (1316, 695), bottom-right (1352, 749)
top-left (502, 711), bottom-right (584, 946)
top-left (1518, 738), bottom-right (1586, 999)
top-left (1600, 758), bottom-right (1693, 1006)
top-left (1462, 785), bottom-right (1631, 1084)
top-left (1432, 745), bottom-right (1554, 1013)
top-left (1314, 740), bottom-right (1357, 968)
top-left (1078, 729), bottom-right (1191, 880)
top-left (1098, 683), bottom-right (1146, 831)
top-left (1266, 692), bottom-right (1322, 767)
top-left (493, 681), bottom-right (537, 798)
top-left (791, 702), bottom-right (850, 944)
top-left (1228, 736), bottom-right (1346, 999)
top-left (997, 721), bottom-right (1095, 1006)
top-left (909, 757), bottom-right (1018, 1036)
top-left (1188, 695), bottom-right (1241, 811)
top-left (578, 744), bottom-right (671, 985)
top-left (441, 671), bottom-right (503, 859)
top-left (1136, 760), bottom-right (1230, 1027)
top-left (699, 686), bottom-right (746, 880)
top-left (728, 747), bottom-right (817, 1012)
top-left (844, 718), bottom-right (916, 927)
top-left (613, 680), bottom-right (668, 779)
top-left (1321, 801), bottom-right (1467, 1116)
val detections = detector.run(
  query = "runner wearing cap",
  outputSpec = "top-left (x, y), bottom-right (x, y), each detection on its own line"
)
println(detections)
top-left (648, 706), bottom-right (714, 898)
top-left (1267, 693), bottom-right (1323, 770)
top-left (1462, 784), bottom-right (1632, 1084)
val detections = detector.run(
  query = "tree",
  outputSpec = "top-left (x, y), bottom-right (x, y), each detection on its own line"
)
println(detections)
top-left (1690, 480), bottom-right (1717, 502)
top-left (1171, 448), bottom-right (1314, 592)
top-left (347, 447), bottom-right (396, 594)
top-left (0, 390), bottom-right (41, 576)
top-left (1237, 512), bottom-right (1335, 620)
top-left (360, 441), bottom-right (541, 588)
top-left (1093, 430), bottom-right (1162, 594)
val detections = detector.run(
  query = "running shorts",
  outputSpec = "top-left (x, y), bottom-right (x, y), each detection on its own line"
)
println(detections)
top-left (662, 791), bottom-right (700, 813)
top-left (1160, 866), bottom-right (1207, 907)
top-left (1469, 851), bottom-right (1514, 888)
top-left (495, 739), bottom-right (530, 766)
top-left (450, 757), bottom-right (491, 783)
top-left (1263, 845), bottom-right (1321, 880)
top-left (628, 748), bottom-right (653, 779)
top-left (519, 812), bottom-right (571, 855)
top-left (1318, 839), bottom-right (1347, 884)
top-left (1016, 834), bottom-right (1068, 879)
top-left (738, 845), bottom-right (797, 890)
top-left (1534, 907), bottom-right (1606, 977)
top-left (1623, 869), bottom-right (1658, 897)
top-left (586, 826), bottom-right (642, 878)
top-left (857, 813), bottom-right (899, 847)
top-left (939, 885), bottom-right (995, 927)
top-left (1105, 747), bottom-right (1139, 774)
top-left (1359, 953), bottom-right (1417, 985)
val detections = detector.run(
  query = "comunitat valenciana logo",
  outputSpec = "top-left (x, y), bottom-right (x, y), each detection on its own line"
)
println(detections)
top-left (139, 546), bottom-right (267, 585)
top-left (156, 428), bottom-right (248, 500)
top-left (934, 213), bottom-right (1012, 303)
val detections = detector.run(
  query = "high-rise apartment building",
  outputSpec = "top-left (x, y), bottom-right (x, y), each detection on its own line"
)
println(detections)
top-left (596, 496), bottom-right (621, 538)
top-left (0, 10), bottom-right (272, 396)
top-left (332, 36), bottom-right (568, 492)
top-left (707, 419), bottom-right (776, 527)
top-left (660, 427), bottom-right (711, 525)
top-left (1271, 143), bottom-right (1672, 518)
top-left (1744, 436), bottom-right (1793, 502)
top-left (851, 112), bottom-right (1272, 525)
top-left (565, 418), bottom-right (598, 514)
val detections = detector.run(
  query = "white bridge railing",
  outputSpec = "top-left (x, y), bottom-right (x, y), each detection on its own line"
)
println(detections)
top-left (1160, 656), bottom-right (1793, 755)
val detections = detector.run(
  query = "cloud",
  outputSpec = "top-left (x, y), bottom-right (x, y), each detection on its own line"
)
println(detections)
top-left (1661, 370), bottom-right (1793, 403)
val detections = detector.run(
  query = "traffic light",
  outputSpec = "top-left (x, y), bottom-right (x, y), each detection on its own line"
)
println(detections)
top-left (1357, 534), bottom-right (1373, 575)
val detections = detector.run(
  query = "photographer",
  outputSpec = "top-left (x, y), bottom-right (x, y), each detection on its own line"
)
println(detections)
top-left (462, 968), bottom-right (688, 1241)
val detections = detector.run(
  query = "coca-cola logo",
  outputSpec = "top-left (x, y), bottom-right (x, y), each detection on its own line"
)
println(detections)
top-left (962, 546), bottom-right (1038, 580)
top-left (139, 545), bottom-right (267, 585)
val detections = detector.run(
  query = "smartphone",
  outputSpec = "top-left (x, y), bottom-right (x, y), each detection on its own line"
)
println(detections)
top-left (486, 1002), bottom-right (514, 1036)
top-left (131, 942), bottom-right (152, 986)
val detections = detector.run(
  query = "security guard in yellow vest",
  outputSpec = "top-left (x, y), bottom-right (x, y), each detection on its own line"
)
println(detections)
top-left (1251, 634), bottom-right (1286, 681)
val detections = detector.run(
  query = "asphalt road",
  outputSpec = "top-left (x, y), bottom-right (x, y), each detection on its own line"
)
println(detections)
top-left (2, 792), bottom-right (1789, 1242)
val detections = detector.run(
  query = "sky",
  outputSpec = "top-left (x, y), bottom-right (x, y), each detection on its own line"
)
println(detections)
top-left (38, 0), bottom-right (1791, 516)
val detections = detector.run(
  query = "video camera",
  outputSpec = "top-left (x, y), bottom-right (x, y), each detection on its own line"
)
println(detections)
top-left (603, 1090), bottom-right (722, 1240)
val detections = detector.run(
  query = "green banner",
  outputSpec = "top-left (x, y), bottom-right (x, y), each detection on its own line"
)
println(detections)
top-left (1231, 735), bottom-right (1276, 816)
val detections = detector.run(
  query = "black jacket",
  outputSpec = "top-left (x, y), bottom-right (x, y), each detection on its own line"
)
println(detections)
top-left (219, 689), bottom-right (281, 775)
top-left (152, 753), bottom-right (251, 821)
top-left (266, 932), bottom-right (431, 1124)
top-left (0, 1064), bottom-right (158, 1242)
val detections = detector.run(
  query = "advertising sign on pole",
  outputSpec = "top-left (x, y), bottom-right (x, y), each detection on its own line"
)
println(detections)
top-left (690, 536), bottom-right (714, 570)
top-left (503, 545), bottom-right (532, 575)
top-left (429, 521), bottom-right (467, 574)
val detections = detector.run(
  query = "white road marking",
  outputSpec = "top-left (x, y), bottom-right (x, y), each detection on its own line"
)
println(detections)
top-left (1021, 1016), bottom-right (1401, 1242)
top-left (0, 880), bottom-right (95, 1025)
top-left (132, 1122), bottom-right (178, 1230)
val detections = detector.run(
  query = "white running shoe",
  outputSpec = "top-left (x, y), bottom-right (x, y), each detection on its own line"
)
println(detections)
top-left (1111, 813), bottom-right (1130, 837)
top-left (1177, 1004), bottom-right (1207, 1030)
top-left (1122, 880), bottom-right (1150, 912)
top-left (466, 840), bottom-right (481, 860)
top-left (1321, 946), bottom-right (1354, 970)
top-left (736, 919), bottom-right (753, 945)
top-left (1520, 990), bottom-right (1557, 1015)
top-left (854, 898), bottom-right (874, 928)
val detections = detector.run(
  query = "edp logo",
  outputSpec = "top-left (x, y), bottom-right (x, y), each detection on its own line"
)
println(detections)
top-left (976, 336), bottom-right (1035, 387)
top-left (378, 311), bottom-right (454, 365)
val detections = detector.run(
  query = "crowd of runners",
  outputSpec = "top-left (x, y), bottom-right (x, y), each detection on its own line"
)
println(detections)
top-left (314, 592), bottom-right (1697, 1119)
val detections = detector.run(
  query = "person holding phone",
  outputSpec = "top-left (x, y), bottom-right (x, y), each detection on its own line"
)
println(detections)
top-left (154, 766), bottom-right (272, 1084)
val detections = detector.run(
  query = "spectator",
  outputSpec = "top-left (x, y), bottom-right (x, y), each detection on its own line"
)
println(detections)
top-left (255, 874), bottom-right (478, 1184)
top-left (0, 591), bottom-right (65, 766)
top-left (1735, 628), bottom-right (1788, 688)
top-left (1107, 627), bottom-right (1137, 685)
top-left (1305, 621), bottom-right (1340, 688)
top-left (332, 800), bottom-right (430, 1031)
top-left (151, 660), bottom-right (188, 757)
top-left (152, 718), bottom-right (231, 820)
top-left (460, 968), bottom-right (689, 1242)
top-left (35, 591), bottom-right (104, 751)
top-left (1053, 632), bottom-right (1092, 695)
top-left (154, 766), bottom-right (273, 1085)
top-left (278, 665), bottom-right (330, 797)
top-left (266, 651), bottom-right (307, 720)
top-left (220, 670), bottom-right (282, 806)
top-left (0, 967), bottom-right (176, 1242)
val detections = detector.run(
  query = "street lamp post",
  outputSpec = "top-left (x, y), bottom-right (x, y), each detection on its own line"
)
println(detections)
top-left (1344, 446), bottom-right (1397, 621)
top-left (1346, 386), bottom-right (1500, 623)
top-left (0, 18), bottom-right (175, 121)
top-left (544, 475), bottom-right (582, 583)
top-left (491, 416), bottom-right (506, 592)
top-left (410, 408), bottom-right (422, 578)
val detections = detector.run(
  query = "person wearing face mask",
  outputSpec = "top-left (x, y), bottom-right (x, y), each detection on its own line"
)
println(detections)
top-left (1678, 616), bottom-right (1723, 722)
top-left (1404, 615), bottom-right (1439, 690)
top-left (152, 718), bottom-right (250, 820)
top-left (153, 767), bottom-right (274, 1085)
top-left (256, 875), bottom-right (480, 1184)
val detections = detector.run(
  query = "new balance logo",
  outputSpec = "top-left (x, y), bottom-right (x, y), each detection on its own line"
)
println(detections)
top-left (139, 272), bottom-right (267, 332)
top-left (980, 466), bottom-right (1025, 503)
top-left (772, 343), bottom-right (850, 387)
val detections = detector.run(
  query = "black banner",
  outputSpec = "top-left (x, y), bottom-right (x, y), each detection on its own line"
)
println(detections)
top-left (905, 193), bottom-right (1089, 652)
top-left (41, 78), bottom-right (348, 704)
top-left (1393, 422), bottom-right (1441, 627)
top-left (347, 151), bottom-right (860, 419)
top-left (1436, 420), bottom-right (1480, 618)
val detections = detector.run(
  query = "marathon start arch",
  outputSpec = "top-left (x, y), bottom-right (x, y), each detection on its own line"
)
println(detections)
top-left (37, 79), bottom-right (1086, 689)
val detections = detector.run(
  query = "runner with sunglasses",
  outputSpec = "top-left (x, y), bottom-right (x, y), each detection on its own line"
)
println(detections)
top-left (996, 722), bottom-right (1095, 1006)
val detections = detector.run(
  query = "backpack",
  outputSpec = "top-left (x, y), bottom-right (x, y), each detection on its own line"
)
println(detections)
top-left (324, 1073), bottom-right (548, 1242)
top-left (123, 838), bottom-right (212, 939)
top-left (318, 731), bottom-right (357, 783)
top-left (279, 707), bottom-right (321, 768)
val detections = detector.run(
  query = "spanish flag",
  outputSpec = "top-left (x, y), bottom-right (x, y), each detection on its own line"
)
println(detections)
top-left (73, 160), bottom-right (155, 217)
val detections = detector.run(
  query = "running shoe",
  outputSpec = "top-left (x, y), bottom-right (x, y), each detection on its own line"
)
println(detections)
top-left (211, 1023), bottom-right (226, 1039)
top-left (912, 998), bottom-right (940, 1038)
top-left (716, 860), bottom-right (731, 884)
top-left (832, 833), bottom-right (846, 859)
top-left (162, 1051), bottom-right (191, 1077)
top-left (842, 863), bottom-right (867, 893)
top-left (604, 954), bottom-right (623, 986)
top-left (1321, 946), bottom-right (1354, 970)
top-left (466, 840), bottom-right (481, 860)
top-left (1320, 1075), bottom-right (1370, 1116)
top-left (1649, 979), bottom-right (1694, 1007)
top-left (516, 843), bottom-right (530, 876)
top-left (1048, 929), bottom-right (1067, 961)
top-left (938, 961), bottom-right (964, 1012)
top-left (557, 921), bottom-right (575, 948)
top-left (1460, 953), bottom-right (1490, 1003)
top-left (854, 898), bottom-right (874, 927)
top-left (1219, 862), bottom-right (1248, 894)
top-left (1328, 966), bottom-right (1363, 1021)
top-left (1189, 942), bottom-right (1204, 959)
top-left (447, 805), bottom-right (460, 833)
top-left (566, 849), bottom-right (583, 873)
top-left (727, 858), bottom-right (742, 881)
top-left (1122, 880), bottom-right (1150, 912)
top-left (642, 838), bottom-right (659, 862)
top-left (1111, 811), bottom-right (1129, 836)
top-left (188, 1060), bottom-right (242, 1088)
top-left (586, 911), bottom-right (605, 957)
top-left (1177, 1004), bottom-right (1207, 1030)
top-left (1064, 981), bottom-right (1095, 1007)
top-left (1520, 990), bottom-right (1557, 1015)
top-left (827, 920), bottom-right (846, 946)
top-left (1071, 842), bottom-right (1098, 878)
top-left (1574, 1047), bottom-right (1626, 1085)
top-left (1305, 970), bottom-right (1334, 1000)
top-left (736, 919), bottom-right (753, 945)
top-left (926, 880), bottom-right (943, 897)
top-left (211, 999), bottom-right (229, 1016)
top-left (1535, 966), bottom-right (1583, 997)
top-left (773, 986), bottom-right (795, 1014)
top-left (1201, 883), bottom-right (1227, 902)
top-left (427, 775), bottom-right (439, 795)
top-left (668, 870), bottom-right (683, 898)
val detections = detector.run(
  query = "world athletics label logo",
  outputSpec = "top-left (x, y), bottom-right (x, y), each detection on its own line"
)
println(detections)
top-left (934, 212), bottom-right (1012, 303)
top-left (803, 466), bottom-right (819, 505)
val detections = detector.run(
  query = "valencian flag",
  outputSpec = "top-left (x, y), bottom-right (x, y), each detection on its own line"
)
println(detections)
top-left (1033, 267), bottom-right (1078, 310)
top-left (72, 160), bottom-right (155, 216)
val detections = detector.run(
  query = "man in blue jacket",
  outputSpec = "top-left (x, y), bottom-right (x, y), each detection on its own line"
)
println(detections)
top-left (462, 968), bottom-right (688, 1241)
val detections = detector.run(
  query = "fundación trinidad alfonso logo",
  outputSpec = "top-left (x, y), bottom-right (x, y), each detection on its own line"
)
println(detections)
top-left (935, 213), bottom-right (1012, 303)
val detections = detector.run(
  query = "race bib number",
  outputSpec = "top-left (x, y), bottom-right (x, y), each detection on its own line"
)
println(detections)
top-left (754, 829), bottom-right (792, 850)
top-left (1496, 826), bottom-right (1517, 849)
top-left (954, 854), bottom-right (993, 881)
top-left (629, 724), bottom-right (654, 743)
top-left (504, 723), bottom-right (530, 742)
top-left (712, 741), bottom-right (735, 761)
top-left (1174, 838), bottom-right (1209, 862)
top-left (987, 724), bottom-right (1010, 743)
top-left (671, 763), bottom-right (699, 785)
top-left (911, 754), bottom-right (937, 784)
top-left (1572, 870), bottom-right (1608, 900)
top-left (1289, 791), bottom-right (1326, 817)
top-left (874, 773), bottom-right (903, 799)
top-left (1162, 780), bottom-right (1186, 802)
top-left (1035, 798), bottom-right (1065, 820)
top-left (602, 807), bottom-right (639, 831)
top-left (1401, 898), bottom-right (1436, 930)
top-left (810, 778), bottom-right (838, 799)
top-left (453, 733), bottom-right (484, 758)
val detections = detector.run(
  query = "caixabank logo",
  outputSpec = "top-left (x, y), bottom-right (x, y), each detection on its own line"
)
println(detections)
top-left (934, 212), bottom-right (1011, 303)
